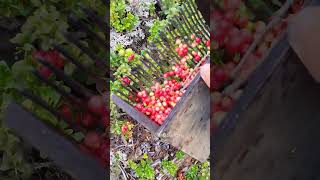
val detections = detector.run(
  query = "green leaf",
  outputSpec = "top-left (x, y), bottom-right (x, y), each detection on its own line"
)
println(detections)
top-left (161, 160), bottom-right (178, 176)
top-left (128, 160), bottom-right (138, 170)
top-left (175, 150), bottom-right (185, 160)
top-left (72, 132), bottom-right (85, 142)
top-left (30, 0), bottom-right (42, 7)
top-left (21, 99), bottom-right (33, 110)
top-left (64, 129), bottom-right (73, 135)
top-left (143, 153), bottom-right (148, 159)
top-left (0, 61), bottom-right (13, 89)
top-left (0, 153), bottom-right (11, 171)
top-left (58, 120), bottom-right (69, 130)
top-left (64, 62), bottom-right (76, 76)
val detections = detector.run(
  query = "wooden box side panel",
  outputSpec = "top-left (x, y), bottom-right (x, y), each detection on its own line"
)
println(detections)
top-left (214, 50), bottom-right (320, 180)
top-left (4, 103), bottom-right (108, 180)
top-left (111, 94), bottom-right (159, 133)
top-left (159, 75), bottom-right (210, 162)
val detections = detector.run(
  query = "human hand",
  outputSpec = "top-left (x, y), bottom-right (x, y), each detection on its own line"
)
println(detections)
top-left (200, 63), bottom-right (210, 88)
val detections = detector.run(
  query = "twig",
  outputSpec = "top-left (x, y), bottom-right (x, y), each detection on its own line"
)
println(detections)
top-left (33, 162), bottom-right (54, 169)
top-left (118, 164), bottom-right (128, 180)
top-left (114, 143), bottom-right (135, 150)
top-left (230, 0), bottom-right (294, 79)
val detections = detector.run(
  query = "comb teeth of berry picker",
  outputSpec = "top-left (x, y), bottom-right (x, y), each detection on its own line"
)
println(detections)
top-left (3, 4), bottom-right (109, 180)
top-left (113, 0), bottom-right (210, 103)
top-left (15, 8), bottom-right (108, 135)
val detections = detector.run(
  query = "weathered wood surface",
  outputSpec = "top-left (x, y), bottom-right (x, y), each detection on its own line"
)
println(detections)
top-left (4, 103), bottom-right (108, 180)
top-left (158, 74), bottom-right (210, 162)
top-left (214, 51), bottom-right (320, 180)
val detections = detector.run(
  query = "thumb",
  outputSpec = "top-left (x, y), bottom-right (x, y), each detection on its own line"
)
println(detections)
top-left (200, 63), bottom-right (210, 88)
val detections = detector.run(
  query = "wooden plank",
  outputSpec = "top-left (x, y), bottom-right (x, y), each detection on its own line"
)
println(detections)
top-left (159, 74), bottom-right (210, 162)
top-left (214, 50), bottom-right (320, 180)
top-left (3, 103), bottom-right (108, 180)
top-left (111, 94), bottom-right (159, 133)
top-left (213, 34), bottom-right (290, 148)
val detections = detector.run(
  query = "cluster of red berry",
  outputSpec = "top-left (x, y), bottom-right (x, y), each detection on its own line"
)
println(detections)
top-left (210, 0), bottom-right (305, 129)
top-left (59, 95), bottom-right (109, 166)
top-left (134, 80), bottom-right (183, 125)
top-left (126, 34), bottom-right (210, 125)
top-left (33, 50), bottom-right (65, 78)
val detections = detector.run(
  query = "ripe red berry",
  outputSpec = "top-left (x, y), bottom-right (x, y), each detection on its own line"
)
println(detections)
top-left (195, 37), bottom-right (201, 43)
top-left (128, 54), bottom-right (135, 62)
top-left (121, 124), bottom-right (128, 134)
top-left (84, 131), bottom-right (101, 150)
top-left (121, 77), bottom-right (131, 85)
top-left (205, 40), bottom-right (211, 47)
top-left (194, 55), bottom-right (201, 62)
top-left (81, 112), bottom-right (95, 127)
top-left (88, 95), bottom-right (106, 115)
top-left (59, 104), bottom-right (72, 120)
top-left (39, 66), bottom-right (52, 78)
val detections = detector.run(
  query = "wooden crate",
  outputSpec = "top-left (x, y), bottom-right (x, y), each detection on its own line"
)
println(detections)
top-left (112, 71), bottom-right (210, 162)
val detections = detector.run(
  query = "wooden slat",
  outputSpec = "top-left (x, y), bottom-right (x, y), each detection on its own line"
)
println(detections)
top-left (111, 94), bottom-right (159, 133)
top-left (158, 74), bottom-right (210, 162)
top-left (214, 49), bottom-right (320, 180)
top-left (3, 103), bottom-right (108, 180)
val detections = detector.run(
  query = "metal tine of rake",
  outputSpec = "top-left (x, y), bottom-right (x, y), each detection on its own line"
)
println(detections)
top-left (183, 1), bottom-right (209, 37)
top-left (135, 65), bottom-right (155, 81)
top-left (125, 75), bottom-right (141, 92)
top-left (155, 50), bottom-right (176, 68)
top-left (68, 15), bottom-right (109, 52)
top-left (152, 33), bottom-right (176, 60)
top-left (37, 58), bottom-right (94, 98)
top-left (130, 70), bottom-right (152, 87)
top-left (114, 89), bottom-right (131, 103)
top-left (32, 70), bottom-right (106, 129)
top-left (81, 7), bottom-right (107, 31)
top-left (169, 18), bottom-right (206, 56)
top-left (159, 28), bottom-right (181, 60)
top-left (173, 15), bottom-right (207, 56)
top-left (33, 70), bottom-right (79, 104)
top-left (162, 27), bottom-right (197, 68)
top-left (185, 0), bottom-right (210, 36)
top-left (119, 82), bottom-right (138, 95)
top-left (149, 42), bottom-right (178, 67)
top-left (178, 7), bottom-right (208, 45)
top-left (132, 68), bottom-right (154, 85)
top-left (157, 32), bottom-right (181, 63)
top-left (64, 33), bottom-right (108, 67)
top-left (188, 0), bottom-right (210, 30)
top-left (163, 27), bottom-right (196, 66)
top-left (138, 53), bottom-right (161, 77)
top-left (139, 56), bottom-right (153, 73)
top-left (16, 89), bottom-right (86, 133)
top-left (54, 45), bottom-right (103, 80)
top-left (141, 56), bottom-right (163, 79)
top-left (144, 48), bottom-right (168, 72)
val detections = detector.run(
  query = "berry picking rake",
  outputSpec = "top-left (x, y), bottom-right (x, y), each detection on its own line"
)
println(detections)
top-left (111, 0), bottom-right (211, 162)
top-left (4, 5), bottom-right (109, 180)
